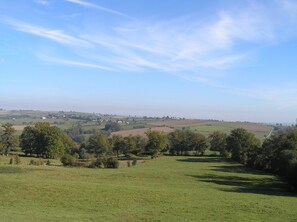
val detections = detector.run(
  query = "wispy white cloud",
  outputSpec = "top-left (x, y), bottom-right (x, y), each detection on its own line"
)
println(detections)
top-left (39, 54), bottom-right (115, 71)
top-left (64, 0), bottom-right (133, 19)
top-left (4, 0), bottom-right (297, 84)
top-left (2, 18), bottom-right (92, 47)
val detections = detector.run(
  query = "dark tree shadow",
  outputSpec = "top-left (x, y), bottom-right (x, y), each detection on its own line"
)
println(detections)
top-left (0, 166), bottom-right (53, 174)
top-left (211, 165), bottom-right (268, 176)
top-left (0, 166), bottom-right (27, 174)
top-left (177, 157), bottom-right (230, 163)
top-left (178, 157), bottom-right (296, 196)
top-left (189, 174), bottom-right (296, 197)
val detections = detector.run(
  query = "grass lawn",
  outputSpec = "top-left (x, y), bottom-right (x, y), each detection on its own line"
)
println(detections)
top-left (0, 156), bottom-right (296, 221)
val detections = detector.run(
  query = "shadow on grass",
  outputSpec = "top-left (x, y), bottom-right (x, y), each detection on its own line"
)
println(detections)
top-left (177, 157), bottom-right (229, 163)
top-left (179, 157), bottom-right (296, 196)
top-left (0, 166), bottom-right (53, 174)
top-left (211, 165), bottom-right (268, 175)
top-left (189, 174), bottom-right (296, 197)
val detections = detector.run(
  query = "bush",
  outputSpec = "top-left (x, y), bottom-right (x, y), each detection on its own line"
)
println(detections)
top-left (88, 156), bottom-right (120, 169)
top-left (73, 161), bottom-right (87, 168)
top-left (127, 161), bottom-right (131, 167)
top-left (88, 158), bottom-right (103, 168)
top-left (61, 154), bottom-right (76, 166)
top-left (132, 159), bottom-right (137, 166)
top-left (14, 155), bottom-right (21, 165)
top-left (106, 157), bottom-right (119, 168)
top-left (29, 159), bottom-right (44, 166)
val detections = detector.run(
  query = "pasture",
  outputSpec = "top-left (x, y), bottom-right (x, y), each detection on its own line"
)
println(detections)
top-left (0, 155), bottom-right (296, 221)
top-left (150, 119), bottom-right (273, 140)
top-left (111, 126), bottom-right (174, 137)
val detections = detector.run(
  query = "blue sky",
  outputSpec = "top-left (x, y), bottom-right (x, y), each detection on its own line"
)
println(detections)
top-left (1, 0), bottom-right (297, 123)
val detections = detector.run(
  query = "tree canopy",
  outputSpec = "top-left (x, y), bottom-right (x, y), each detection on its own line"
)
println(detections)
top-left (0, 123), bottom-right (17, 155)
top-left (145, 130), bottom-right (168, 157)
top-left (20, 122), bottom-right (75, 158)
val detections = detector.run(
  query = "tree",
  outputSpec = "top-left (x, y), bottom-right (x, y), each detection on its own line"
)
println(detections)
top-left (87, 133), bottom-right (108, 157)
top-left (227, 128), bottom-right (260, 164)
top-left (145, 130), bottom-right (168, 157)
top-left (104, 122), bottom-right (121, 132)
top-left (20, 122), bottom-right (75, 158)
top-left (259, 127), bottom-right (297, 172)
top-left (190, 133), bottom-right (208, 156)
top-left (0, 123), bottom-right (17, 155)
top-left (208, 131), bottom-right (227, 156)
top-left (122, 136), bottom-right (136, 156)
top-left (278, 149), bottom-right (297, 189)
top-left (131, 135), bottom-right (146, 155)
top-left (109, 135), bottom-right (125, 157)
top-left (168, 130), bottom-right (190, 155)
top-left (20, 126), bottom-right (37, 156)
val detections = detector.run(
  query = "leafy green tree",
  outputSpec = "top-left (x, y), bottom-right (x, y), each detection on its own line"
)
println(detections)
top-left (190, 133), bottom-right (208, 156)
top-left (122, 136), bottom-right (136, 156)
top-left (278, 149), bottom-right (297, 189)
top-left (227, 128), bottom-right (260, 164)
top-left (208, 131), bottom-right (227, 156)
top-left (0, 123), bottom-right (17, 155)
top-left (20, 122), bottom-right (75, 158)
top-left (20, 126), bottom-right (37, 156)
top-left (168, 130), bottom-right (190, 155)
top-left (129, 135), bottom-right (146, 155)
top-left (109, 135), bottom-right (125, 157)
top-left (259, 127), bottom-right (297, 172)
top-left (104, 122), bottom-right (121, 132)
top-left (145, 130), bottom-right (168, 157)
top-left (87, 133), bottom-right (108, 157)
top-left (78, 143), bottom-right (87, 159)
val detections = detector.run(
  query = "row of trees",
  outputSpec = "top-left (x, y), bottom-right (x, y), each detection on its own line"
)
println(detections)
top-left (78, 129), bottom-right (209, 159)
top-left (81, 130), bottom-right (169, 159)
top-left (207, 128), bottom-right (297, 190)
top-left (3, 121), bottom-right (297, 189)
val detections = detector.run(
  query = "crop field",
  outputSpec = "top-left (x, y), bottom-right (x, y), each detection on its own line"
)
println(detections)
top-left (0, 155), bottom-right (296, 222)
top-left (149, 120), bottom-right (273, 140)
top-left (0, 110), bottom-right (274, 141)
top-left (111, 126), bottom-right (174, 137)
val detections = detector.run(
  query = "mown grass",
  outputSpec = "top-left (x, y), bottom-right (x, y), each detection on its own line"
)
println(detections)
top-left (0, 155), bottom-right (296, 222)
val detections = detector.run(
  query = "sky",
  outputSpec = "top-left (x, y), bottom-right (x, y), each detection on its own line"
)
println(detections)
top-left (1, 0), bottom-right (297, 123)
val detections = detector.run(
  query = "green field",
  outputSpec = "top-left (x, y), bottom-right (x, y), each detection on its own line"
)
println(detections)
top-left (175, 122), bottom-right (273, 140)
top-left (0, 156), bottom-right (296, 222)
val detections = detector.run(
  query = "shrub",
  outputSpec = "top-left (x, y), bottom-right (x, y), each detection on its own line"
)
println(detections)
top-left (106, 157), bottom-right (119, 168)
top-left (14, 155), bottom-right (21, 165)
top-left (132, 159), bottom-right (137, 166)
top-left (127, 161), bottom-right (131, 167)
top-left (61, 154), bottom-right (76, 166)
top-left (29, 159), bottom-right (44, 166)
top-left (88, 158), bottom-right (103, 168)
top-left (88, 156), bottom-right (119, 169)
top-left (73, 161), bottom-right (87, 168)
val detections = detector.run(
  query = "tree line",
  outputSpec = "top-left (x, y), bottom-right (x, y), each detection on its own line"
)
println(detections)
top-left (1, 122), bottom-right (297, 189)
top-left (208, 128), bottom-right (297, 190)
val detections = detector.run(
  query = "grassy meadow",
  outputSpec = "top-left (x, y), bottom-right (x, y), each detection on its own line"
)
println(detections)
top-left (0, 155), bottom-right (296, 222)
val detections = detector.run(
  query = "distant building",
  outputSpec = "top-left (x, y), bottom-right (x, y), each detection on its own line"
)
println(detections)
top-left (42, 117), bottom-right (47, 120)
